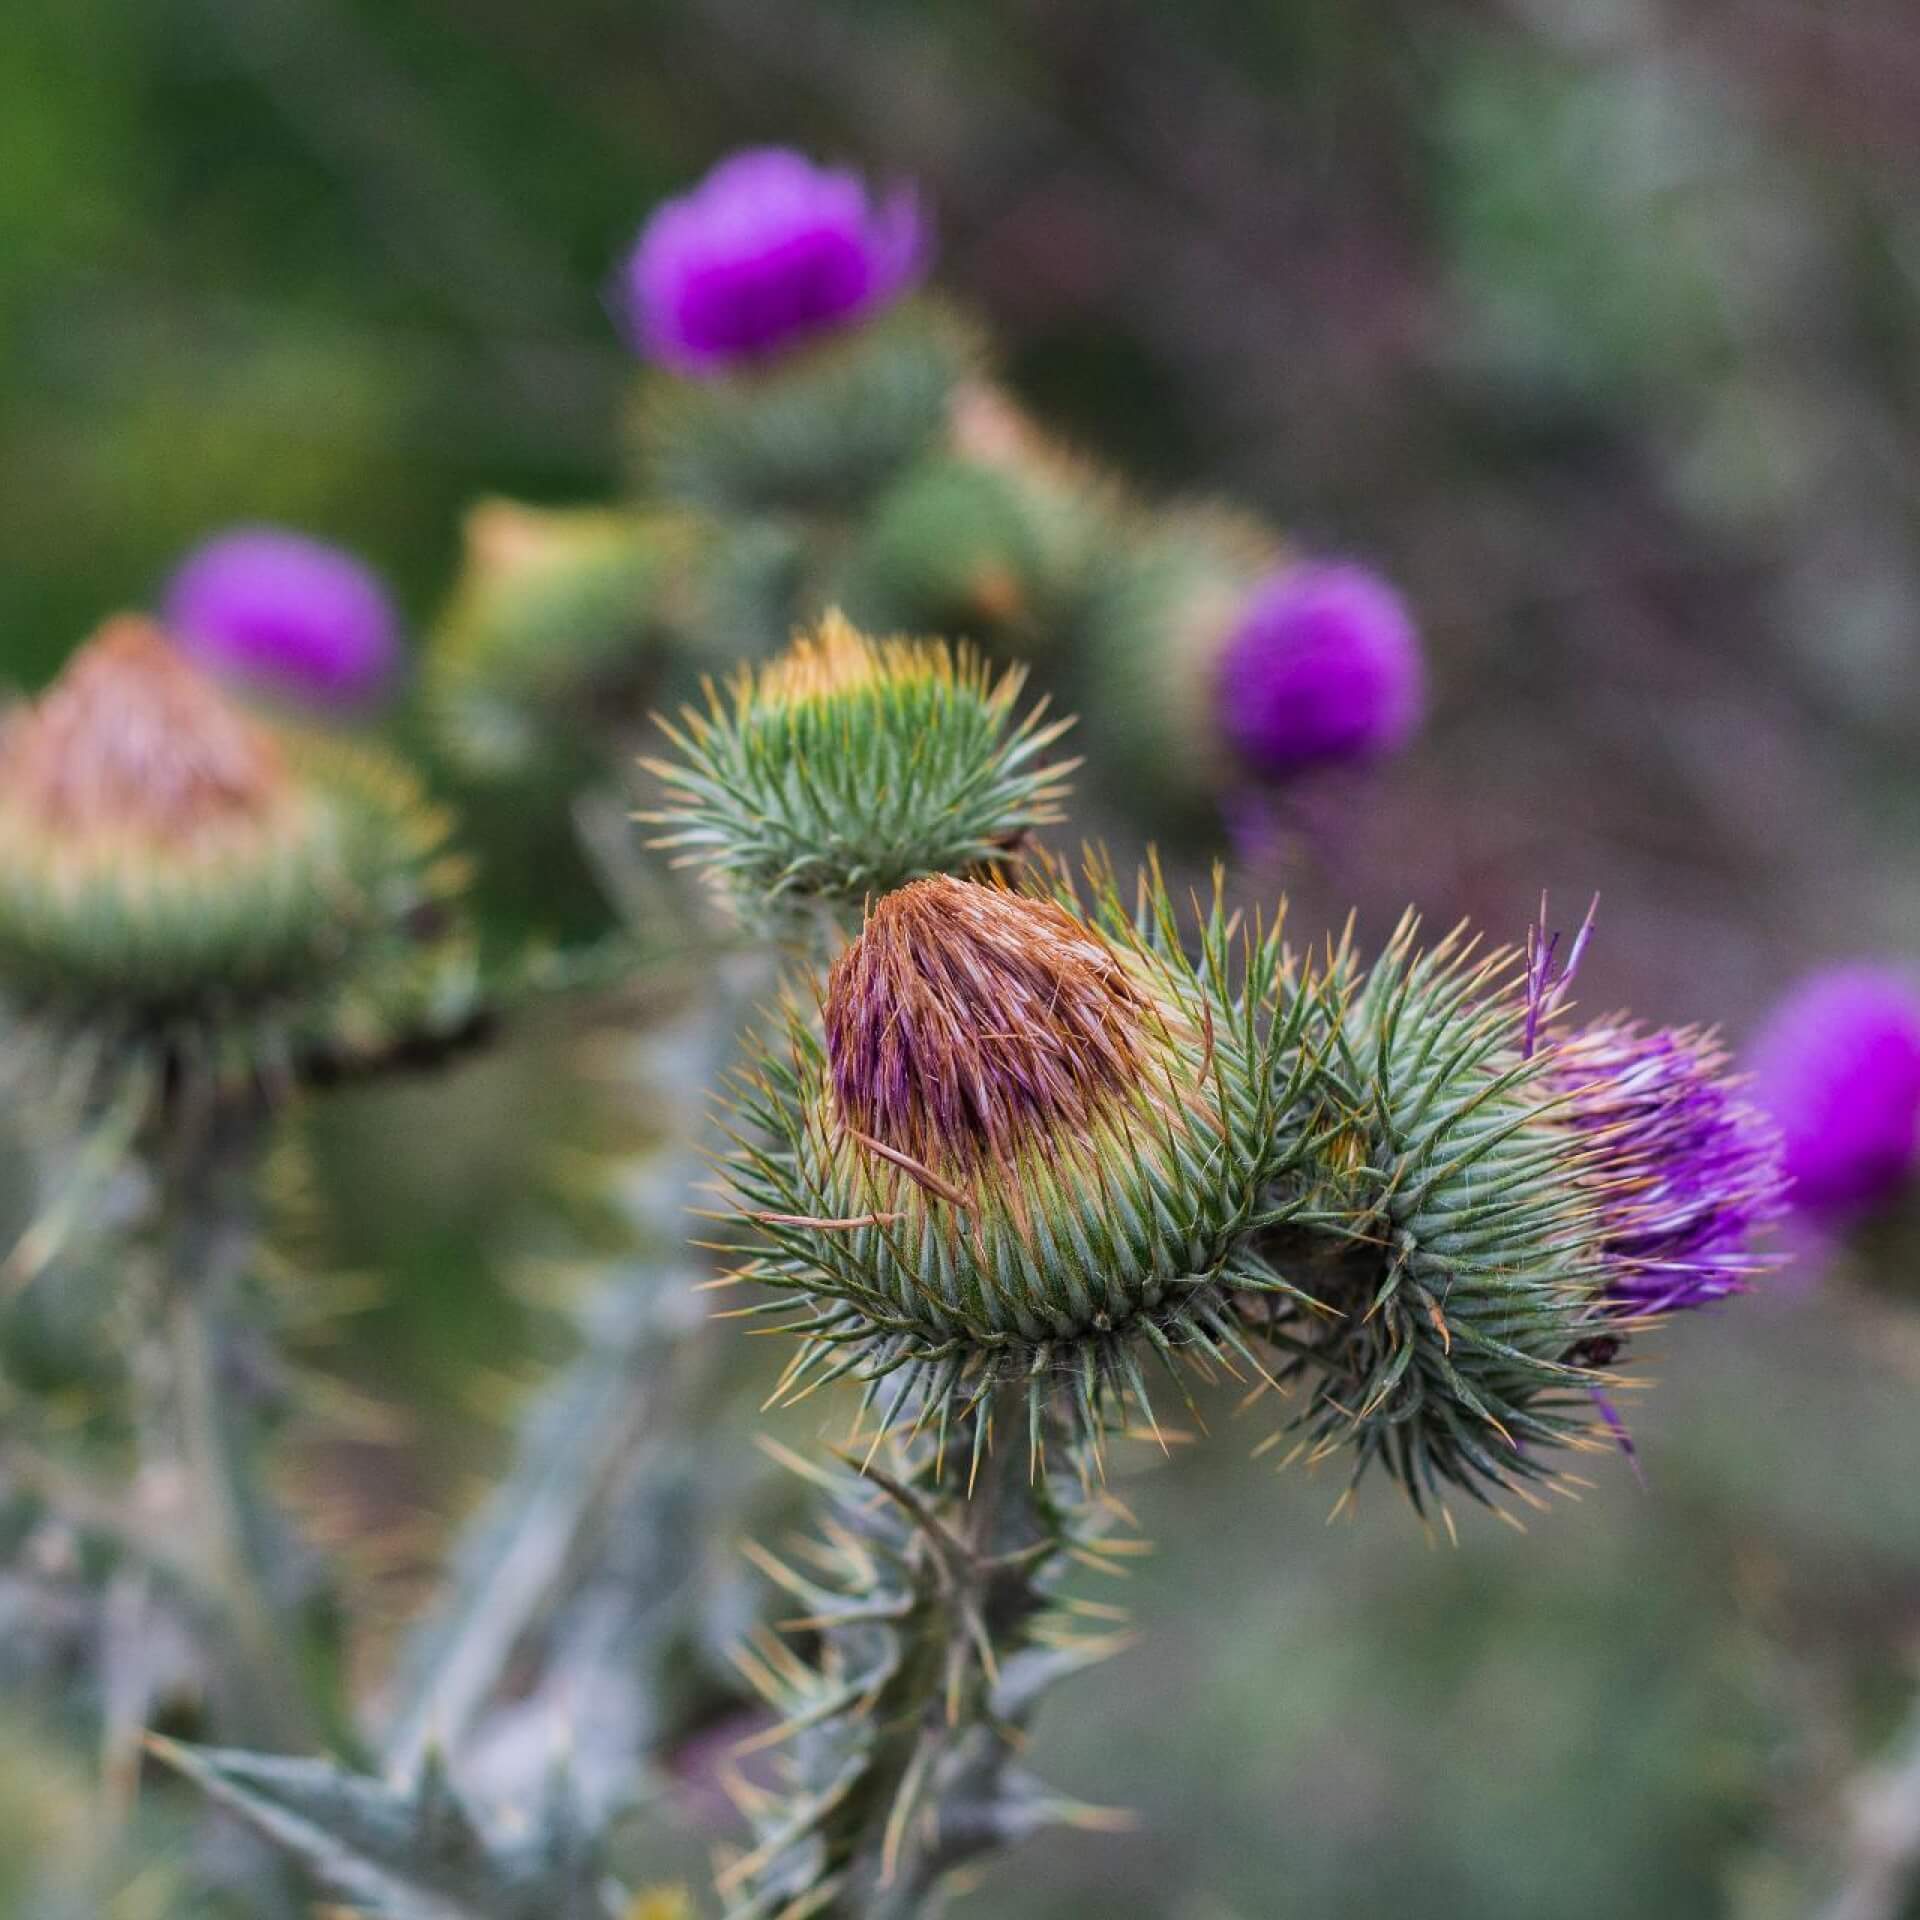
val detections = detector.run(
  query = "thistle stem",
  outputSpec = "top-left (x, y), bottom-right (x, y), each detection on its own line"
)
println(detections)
top-left (133, 1099), bottom-right (325, 1756)
top-left (725, 1396), bottom-right (1119, 1920)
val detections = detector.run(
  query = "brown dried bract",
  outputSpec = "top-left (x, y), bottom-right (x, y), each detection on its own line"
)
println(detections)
top-left (0, 616), bottom-right (293, 851)
top-left (824, 874), bottom-right (1155, 1172)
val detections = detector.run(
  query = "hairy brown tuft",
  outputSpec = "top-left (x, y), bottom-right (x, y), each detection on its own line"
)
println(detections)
top-left (0, 616), bottom-right (293, 851)
top-left (824, 874), bottom-right (1154, 1171)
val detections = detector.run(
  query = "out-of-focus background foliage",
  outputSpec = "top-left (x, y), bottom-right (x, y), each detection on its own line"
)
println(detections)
top-left (5, 1), bottom-right (1920, 1915)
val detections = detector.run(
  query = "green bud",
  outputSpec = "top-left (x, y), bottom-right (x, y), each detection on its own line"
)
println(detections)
top-left (837, 450), bottom-right (1102, 658)
top-left (642, 613), bottom-right (1075, 930)
top-left (1076, 506), bottom-right (1279, 821)
top-left (425, 499), bottom-right (711, 781)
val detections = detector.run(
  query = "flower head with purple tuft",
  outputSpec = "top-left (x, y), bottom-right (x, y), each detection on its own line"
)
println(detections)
top-left (620, 148), bottom-right (929, 376)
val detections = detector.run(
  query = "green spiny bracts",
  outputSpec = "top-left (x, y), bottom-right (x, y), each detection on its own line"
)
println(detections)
top-left (631, 300), bottom-right (981, 516)
top-left (424, 498), bottom-right (713, 780)
top-left (0, 617), bottom-right (469, 1099)
top-left (642, 613), bottom-right (1075, 931)
top-left (722, 861), bottom-right (1320, 1459)
top-left (719, 1421), bottom-right (1130, 1920)
top-left (1074, 505), bottom-right (1280, 823)
top-left (1250, 915), bottom-right (1617, 1523)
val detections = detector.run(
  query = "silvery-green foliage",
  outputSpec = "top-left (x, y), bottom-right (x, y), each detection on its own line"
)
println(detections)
top-left (150, 1741), bottom-right (622, 1920)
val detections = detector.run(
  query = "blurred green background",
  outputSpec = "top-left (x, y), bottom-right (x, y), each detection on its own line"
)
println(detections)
top-left (5, 0), bottom-right (1920, 1915)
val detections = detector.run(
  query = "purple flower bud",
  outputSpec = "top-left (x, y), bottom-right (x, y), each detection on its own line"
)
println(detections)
top-left (619, 148), bottom-right (928, 375)
top-left (1212, 562), bottom-right (1424, 778)
top-left (1749, 965), bottom-right (1920, 1222)
top-left (1553, 1023), bottom-right (1784, 1316)
top-left (163, 526), bottom-right (400, 711)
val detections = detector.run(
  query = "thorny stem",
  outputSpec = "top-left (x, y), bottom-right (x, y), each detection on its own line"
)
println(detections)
top-left (373, 945), bottom-right (778, 1791)
top-left (725, 1394), bottom-right (1126, 1920)
top-left (134, 1097), bottom-right (324, 1756)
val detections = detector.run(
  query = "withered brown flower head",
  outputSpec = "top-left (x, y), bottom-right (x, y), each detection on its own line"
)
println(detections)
top-left (823, 873), bottom-right (1157, 1174)
top-left (0, 615), bottom-right (297, 857)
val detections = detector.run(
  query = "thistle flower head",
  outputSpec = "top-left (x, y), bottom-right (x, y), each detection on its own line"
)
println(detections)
top-left (0, 617), bottom-right (336, 1008)
top-left (1255, 910), bottom-right (1783, 1519)
top-left (1255, 919), bottom-right (1606, 1516)
top-left (726, 864), bottom-right (1312, 1456)
top-left (620, 148), bottom-right (928, 375)
top-left (1213, 561), bottom-right (1424, 779)
top-left (0, 617), bottom-right (464, 1087)
top-left (1550, 1021), bottom-right (1783, 1314)
top-left (162, 525), bottom-right (399, 711)
top-left (1749, 964), bottom-right (1920, 1222)
top-left (644, 612), bottom-right (1074, 930)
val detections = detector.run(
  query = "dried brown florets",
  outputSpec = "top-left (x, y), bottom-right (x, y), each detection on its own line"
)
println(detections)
top-left (823, 874), bottom-right (1155, 1176)
top-left (0, 616), bottom-right (300, 858)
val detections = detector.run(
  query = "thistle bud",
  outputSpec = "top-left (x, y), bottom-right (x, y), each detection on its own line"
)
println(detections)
top-left (162, 525), bottom-right (399, 712)
top-left (0, 618), bottom-right (462, 1087)
top-left (837, 455), bottom-right (1057, 649)
top-left (617, 148), bottom-right (928, 377)
top-left (643, 612), bottom-right (1074, 928)
top-left (1078, 507), bottom-right (1278, 819)
top-left (726, 866), bottom-right (1308, 1451)
top-left (424, 499), bottom-right (709, 780)
top-left (1213, 561), bottom-right (1424, 779)
top-left (1749, 965), bottom-right (1920, 1223)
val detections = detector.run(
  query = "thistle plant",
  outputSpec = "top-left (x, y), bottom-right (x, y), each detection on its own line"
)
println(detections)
top-left (0, 616), bottom-right (467, 1106)
top-left (19, 145), bottom-right (1809, 1920)
top-left (723, 861), bottom-right (1314, 1457)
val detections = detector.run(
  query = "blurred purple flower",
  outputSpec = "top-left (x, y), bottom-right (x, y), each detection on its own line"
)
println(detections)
top-left (619, 148), bottom-right (929, 375)
top-left (1554, 1022), bottom-right (1784, 1316)
top-left (1749, 965), bottom-right (1920, 1222)
top-left (1212, 562), bottom-right (1424, 779)
top-left (163, 526), bottom-right (399, 711)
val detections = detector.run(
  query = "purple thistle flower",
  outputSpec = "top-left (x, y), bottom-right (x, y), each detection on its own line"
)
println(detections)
top-left (1212, 561), bottom-right (1424, 779)
top-left (163, 526), bottom-right (400, 711)
top-left (619, 149), bottom-right (929, 376)
top-left (1552, 1023), bottom-right (1785, 1316)
top-left (1748, 965), bottom-right (1920, 1222)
